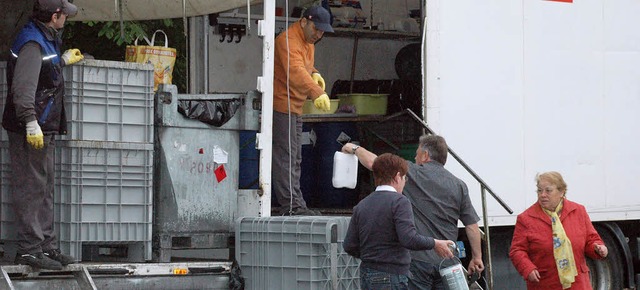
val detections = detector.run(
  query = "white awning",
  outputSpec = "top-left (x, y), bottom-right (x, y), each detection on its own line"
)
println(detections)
top-left (71, 0), bottom-right (264, 21)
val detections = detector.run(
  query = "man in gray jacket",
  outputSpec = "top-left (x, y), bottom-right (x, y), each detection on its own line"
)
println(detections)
top-left (342, 135), bottom-right (484, 289)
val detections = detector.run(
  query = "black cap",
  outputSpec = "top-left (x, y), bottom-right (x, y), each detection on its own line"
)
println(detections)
top-left (37, 0), bottom-right (78, 17)
top-left (303, 6), bottom-right (334, 33)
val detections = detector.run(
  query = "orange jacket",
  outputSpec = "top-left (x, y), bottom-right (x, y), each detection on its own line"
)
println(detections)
top-left (273, 20), bottom-right (325, 115)
top-left (509, 199), bottom-right (604, 290)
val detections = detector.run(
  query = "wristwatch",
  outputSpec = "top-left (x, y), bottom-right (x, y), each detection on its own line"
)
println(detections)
top-left (351, 145), bottom-right (360, 154)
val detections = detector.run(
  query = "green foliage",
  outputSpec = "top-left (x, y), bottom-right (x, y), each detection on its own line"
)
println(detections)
top-left (62, 19), bottom-right (187, 93)
top-left (83, 20), bottom-right (171, 46)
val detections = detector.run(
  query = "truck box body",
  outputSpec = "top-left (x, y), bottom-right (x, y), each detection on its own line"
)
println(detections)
top-left (425, 2), bottom-right (639, 288)
top-left (425, 0), bottom-right (640, 226)
top-left (2, 0), bottom-right (639, 289)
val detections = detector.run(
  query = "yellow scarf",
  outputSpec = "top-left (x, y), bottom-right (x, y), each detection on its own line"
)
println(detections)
top-left (542, 200), bottom-right (578, 289)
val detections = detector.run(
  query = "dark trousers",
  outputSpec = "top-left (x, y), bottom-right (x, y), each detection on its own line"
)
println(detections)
top-left (361, 267), bottom-right (409, 290)
top-left (7, 131), bottom-right (57, 254)
top-left (271, 111), bottom-right (308, 212)
top-left (409, 260), bottom-right (445, 290)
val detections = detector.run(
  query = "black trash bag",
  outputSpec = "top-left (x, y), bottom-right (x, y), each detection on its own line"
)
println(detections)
top-left (229, 259), bottom-right (245, 290)
top-left (178, 99), bottom-right (241, 127)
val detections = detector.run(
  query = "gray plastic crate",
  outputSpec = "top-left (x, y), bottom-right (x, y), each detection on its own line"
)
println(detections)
top-left (236, 216), bottom-right (361, 290)
top-left (0, 60), bottom-right (153, 143)
top-left (0, 61), bottom-right (7, 142)
top-left (0, 141), bottom-right (153, 261)
top-left (54, 140), bottom-right (153, 261)
top-left (60, 59), bottom-right (154, 143)
top-left (0, 142), bottom-right (13, 240)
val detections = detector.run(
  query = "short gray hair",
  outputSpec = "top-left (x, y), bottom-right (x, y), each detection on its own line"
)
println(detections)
top-left (418, 134), bottom-right (448, 165)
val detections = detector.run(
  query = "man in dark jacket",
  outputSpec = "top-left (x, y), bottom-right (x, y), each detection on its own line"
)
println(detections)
top-left (2, 0), bottom-right (84, 270)
top-left (343, 153), bottom-right (454, 289)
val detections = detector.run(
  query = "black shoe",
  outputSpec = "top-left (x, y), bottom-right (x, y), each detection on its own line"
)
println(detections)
top-left (15, 252), bottom-right (63, 270)
top-left (44, 249), bottom-right (76, 266)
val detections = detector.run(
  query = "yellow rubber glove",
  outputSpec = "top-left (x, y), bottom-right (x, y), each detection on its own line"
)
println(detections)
top-left (311, 73), bottom-right (326, 91)
top-left (25, 120), bottom-right (44, 150)
top-left (313, 93), bottom-right (331, 112)
top-left (61, 48), bottom-right (84, 65)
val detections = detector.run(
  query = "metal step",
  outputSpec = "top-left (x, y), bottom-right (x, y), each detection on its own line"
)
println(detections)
top-left (0, 264), bottom-right (97, 290)
top-left (0, 261), bottom-right (232, 290)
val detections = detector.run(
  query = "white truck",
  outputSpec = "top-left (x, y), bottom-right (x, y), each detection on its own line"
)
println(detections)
top-left (199, 0), bottom-right (640, 288)
top-left (423, 1), bottom-right (640, 289)
top-left (1, 0), bottom-right (638, 289)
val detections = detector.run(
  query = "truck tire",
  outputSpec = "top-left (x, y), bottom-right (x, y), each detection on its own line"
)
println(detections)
top-left (588, 225), bottom-right (624, 290)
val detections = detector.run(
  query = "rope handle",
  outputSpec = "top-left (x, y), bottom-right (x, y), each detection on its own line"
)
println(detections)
top-left (133, 30), bottom-right (169, 47)
top-left (150, 30), bottom-right (170, 47)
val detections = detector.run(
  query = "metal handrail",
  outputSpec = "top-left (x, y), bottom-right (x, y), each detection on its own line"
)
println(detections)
top-left (383, 109), bottom-right (513, 290)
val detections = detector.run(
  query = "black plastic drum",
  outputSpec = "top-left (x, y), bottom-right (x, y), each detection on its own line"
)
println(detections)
top-left (395, 43), bottom-right (421, 81)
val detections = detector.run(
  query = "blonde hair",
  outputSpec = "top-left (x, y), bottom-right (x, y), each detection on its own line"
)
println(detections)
top-left (535, 171), bottom-right (567, 193)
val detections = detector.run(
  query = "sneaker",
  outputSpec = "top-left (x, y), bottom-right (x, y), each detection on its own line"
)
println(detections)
top-left (15, 252), bottom-right (63, 270)
top-left (282, 207), bottom-right (321, 216)
top-left (44, 249), bottom-right (76, 266)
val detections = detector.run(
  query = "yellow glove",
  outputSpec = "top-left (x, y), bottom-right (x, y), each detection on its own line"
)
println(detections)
top-left (61, 48), bottom-right (84, 65)
top-left (311, 73), bottom-right (326, 91)
top-left (313, 93), bottom-right (331, 112)
top-left (25, 120), bottom-right (44, 150)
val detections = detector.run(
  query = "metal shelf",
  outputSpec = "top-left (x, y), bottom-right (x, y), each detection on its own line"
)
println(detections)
top-left (302, 114), bottom-right (385, 123)
top-left (328, 27), bottom-right (420, 40)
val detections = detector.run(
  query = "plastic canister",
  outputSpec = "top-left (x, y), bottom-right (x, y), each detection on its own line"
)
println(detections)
top-left (332, 151), bottom-right (358, 189)
top-left (439, 244), bottom-right (470, 290)
top-left (314, 122), bottom-right (358, 208)
top-left (439, 262), bottom-right (469, 290)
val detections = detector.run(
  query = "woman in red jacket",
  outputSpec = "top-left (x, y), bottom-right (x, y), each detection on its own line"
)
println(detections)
top-left (509, 171), bottom-right (608, 289)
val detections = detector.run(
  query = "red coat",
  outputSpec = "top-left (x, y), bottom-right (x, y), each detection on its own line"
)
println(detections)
top-left (509, 199), bottom-right (604, 290)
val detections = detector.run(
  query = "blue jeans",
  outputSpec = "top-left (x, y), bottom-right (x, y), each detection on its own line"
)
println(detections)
top-left (408, 260), bottom-right (445, 290)
top-left (360, 267), bottom-right (409, 290)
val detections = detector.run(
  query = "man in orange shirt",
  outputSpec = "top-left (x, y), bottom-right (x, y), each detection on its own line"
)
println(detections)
top-left (272, 6), bottom-right (333, 215)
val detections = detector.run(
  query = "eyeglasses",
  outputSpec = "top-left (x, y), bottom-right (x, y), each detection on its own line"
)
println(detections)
top-left (536, 187), bottom-right (556, 194)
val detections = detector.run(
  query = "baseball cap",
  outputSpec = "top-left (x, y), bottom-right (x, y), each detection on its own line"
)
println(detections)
top-left (303, 6), bottom-right (334, 33)
top-left (37, 0), bottom-right (78, 17)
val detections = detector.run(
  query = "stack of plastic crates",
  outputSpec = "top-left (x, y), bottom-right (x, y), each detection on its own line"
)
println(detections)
top-left (0, 62), bottom-right (12, 245)
top-left (0, 60), bottom-right (154, 262)
top-left (236, 216), bottom-right (361, 290)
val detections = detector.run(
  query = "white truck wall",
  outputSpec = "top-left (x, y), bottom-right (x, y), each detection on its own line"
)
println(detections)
top-left (426, 0), bottom-right (640, 226)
